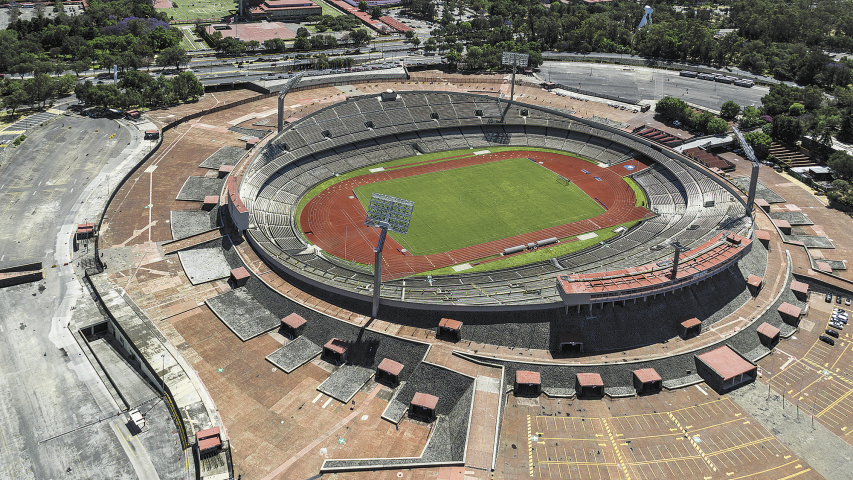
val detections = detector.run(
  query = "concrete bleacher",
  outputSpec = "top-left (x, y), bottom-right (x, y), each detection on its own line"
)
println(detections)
top-left (239, 91), bottom-right (749, 309)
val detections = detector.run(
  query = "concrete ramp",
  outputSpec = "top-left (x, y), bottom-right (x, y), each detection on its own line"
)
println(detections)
top-left (0, 261), bottom-right (43, 288)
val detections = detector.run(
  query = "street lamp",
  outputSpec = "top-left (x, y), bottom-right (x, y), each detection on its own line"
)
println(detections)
top-left (364, 193), bottom-right (414, 318)
top-left (161, 353), bottom-right (166, 393)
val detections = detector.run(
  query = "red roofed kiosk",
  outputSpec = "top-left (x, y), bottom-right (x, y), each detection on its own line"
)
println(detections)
top-left (280, 313), bottom-right (306, 339)
top-left (144, 129), bottom-right (159, 140)
top-left (202, 195), bottom-right (219, 211)
top-left (576, 373), bottom-right (604, 398)
top-left (409, 392), bottom-right (438, 422)
top-left (633, 368), bottom-right (662, 395)
top-left (756, 322), bottom-right (780, 348)
top-left (678, 318), bottom-right (702, 339)
top-left (376, 358), bottom-right (404, 387)
top-left (773, 219), bottom-right (792, 235)
top-left (790, 280), bottom-right (809, 301)
top-left (437, 318), bottom-right (462, 342)
top-left (777, 302), bottom-right (803, 326)
top-left (196, 427), bottom-right (222, 455)
top-left (746, 274), bottom-right (763, 295)
top-left (514, 370), bottom-right (541, 397)
top-left (230, 267), bottom-right (250, 287)
top-left (322, 338), bottom-right (348, 364)
top-left (754, 230), bottom-right (771, 250)
top-left (695, 346), bottom-right (757, 393)
top-left (754, 198), bottom-right (770, 212)
top-left (556, 332), bottom-right (583, 354)
top-left (217, 164), bottom-right (234, 178)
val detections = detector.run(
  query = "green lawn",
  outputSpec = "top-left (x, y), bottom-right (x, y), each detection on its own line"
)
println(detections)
top-left (623, 176), bottom-right (648, 208)
top-left (353, 157), bottom-right (604, 256)
top-left (160, 0), bottom-right (236, 23)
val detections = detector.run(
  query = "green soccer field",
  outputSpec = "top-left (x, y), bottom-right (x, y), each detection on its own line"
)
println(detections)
top-left (353, 157), bottom-right (604, 256)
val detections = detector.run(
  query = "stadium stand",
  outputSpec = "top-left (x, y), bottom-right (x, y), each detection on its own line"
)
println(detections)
top-left (239, 92), bottom-right (748, 309)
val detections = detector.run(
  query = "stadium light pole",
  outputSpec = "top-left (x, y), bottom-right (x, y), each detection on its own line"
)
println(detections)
top-left (670, 240), bottom-right (688, 280)
top-left (364, 193), bottom-right (414, 319)
top-left (277, 72), bottom-right (303, 133)
top-left (732, 125), bottom-right (760, 216)
top-left (501, 52), bottom-right (528, 122)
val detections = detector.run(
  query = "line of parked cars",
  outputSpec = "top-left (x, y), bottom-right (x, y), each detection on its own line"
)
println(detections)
top-left (821, 305), bottom-right (849, 346)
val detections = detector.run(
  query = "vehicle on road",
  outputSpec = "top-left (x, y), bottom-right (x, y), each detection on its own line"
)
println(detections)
top-left (826, 329), bottom-right (840, 338)
top-left (820, 335), bottom-right (835, 346)
top-left (826, 293), bottom-right (833, 302)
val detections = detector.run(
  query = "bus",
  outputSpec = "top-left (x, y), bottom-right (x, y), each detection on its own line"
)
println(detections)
top-left (680, 70), bottom-right (698, 78)
top-left (734, 79), bottom-right (754, 87)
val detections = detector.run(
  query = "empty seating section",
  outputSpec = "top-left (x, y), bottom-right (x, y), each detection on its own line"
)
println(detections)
top-left (240, 91), bottom-right (747, 306)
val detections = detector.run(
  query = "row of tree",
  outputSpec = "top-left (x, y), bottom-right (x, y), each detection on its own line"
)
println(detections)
top-left (1, 73), bottom-right (78, 112)
top-left (74, 70), bottom-right (204, 109)
top-left (653, 96), bottom-right (729, 135)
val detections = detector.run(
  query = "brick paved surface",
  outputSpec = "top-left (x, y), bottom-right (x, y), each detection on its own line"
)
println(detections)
top-left (93, 79), bottom-right (853, 479)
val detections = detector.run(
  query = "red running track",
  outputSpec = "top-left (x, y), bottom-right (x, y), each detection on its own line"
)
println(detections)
top-left (299, 151), bottom-right (651, 280)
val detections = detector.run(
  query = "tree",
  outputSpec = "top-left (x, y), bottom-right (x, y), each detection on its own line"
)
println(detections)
top-left (350, 28), bottom-right (370, 45)
top-left (297, 27), bottom-right (310, 38)
top-left (3, 84), bottom-right (29, 114)
top-left (156, 45), bottom-right (188, 71)
top-left (788, 102), bottom-right (805, 116)
top-left (410, 37), bottom-right (421, 48)
top-left (739, 106), bottom-right (764, 129)
top-left (705, 117), bottom-right (728, 135)
top-left (744, 131), bottom-right (772, 160)
top-left (264, 38), bottom-right (287, 52)
top-left (358, 0), bottom-right (367, 11)
top-left (655, 96), bottom-right (689, 121)
top-left (771, 115), bottom-right (803, 143)
top-left (829, 151), bottom-right (853, 180)
top-left (720, 101), bottom-right (740, 120)
top-left (370, 6), bottom-right (382, 18)
top-left (294, 37), bottom-right (310, 50)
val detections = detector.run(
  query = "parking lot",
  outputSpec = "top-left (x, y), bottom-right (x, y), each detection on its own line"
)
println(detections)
top-left (498, 390), bottom-right (817, 479)
top-left (763, 294), bottom-right (853, 445)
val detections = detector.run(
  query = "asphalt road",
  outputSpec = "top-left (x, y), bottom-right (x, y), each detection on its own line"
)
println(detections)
top-left (0, 114), bottom-right (179, 479)
top-left (542, 62), bottom-right (769, 112)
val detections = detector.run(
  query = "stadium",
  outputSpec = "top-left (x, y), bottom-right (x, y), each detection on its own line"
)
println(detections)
top-left (239, 90), bottom-right (752, 311)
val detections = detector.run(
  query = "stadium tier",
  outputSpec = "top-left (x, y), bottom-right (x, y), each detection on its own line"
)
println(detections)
top-left (238, 91), bottom-right (750, 310)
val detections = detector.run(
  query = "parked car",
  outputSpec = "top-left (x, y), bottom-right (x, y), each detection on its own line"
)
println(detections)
top-left (846, 298), bottom-right (851, 306)
top-left (826, 293), bottom-right (833, 302)
top-left (826, 329), bottom-right (840, 338)
top-left (820, 335), bottom-right (836, 346)
top-left (837, 296), bottom-right (843, 304)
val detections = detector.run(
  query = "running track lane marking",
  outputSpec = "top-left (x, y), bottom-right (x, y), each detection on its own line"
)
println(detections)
top-left (261, 384), bottom-right (382, 480)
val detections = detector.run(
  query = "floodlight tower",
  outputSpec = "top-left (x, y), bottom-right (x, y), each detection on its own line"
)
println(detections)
top-left (670, 240), bottom-right (688, 280)
top-left (732, 125), bottom-right (760, 215)
top-left (277, 73), bottom-right (303, 133)
top-left (364, 193), bottom-right (414, 318)
top-left (501, 52), bottom-right (529, 122)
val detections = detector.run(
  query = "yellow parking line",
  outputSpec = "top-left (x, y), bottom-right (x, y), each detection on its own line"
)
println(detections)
top-left (728, 460), bottom-right (802, 480)
top-left (817, 388), bottom-right (853, 418)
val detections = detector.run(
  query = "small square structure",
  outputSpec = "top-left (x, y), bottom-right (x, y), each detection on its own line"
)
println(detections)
top-left (280, 313), bottom-right (307, 339)
top-left (376, 358), bottom-right (404, 386)
top-left (790, 280), bottom-right (809, 301)
top-left (144, 129), bottom-right (160, 140)
top-left (777, 302), bottom-right (802, 326)
top-left (322, 338), bottom-right (349, 364)
top-left (695, 345), bottom-right (757, 393)
top-left (816, 261), bottom-right (832, 273)
top-left (754, 230), bottom-right (771, 250)
top-left (202, 195), bottom-right (219, 211)
top-left (230, 267), bottom-right (250, 287)
top-left (772, 219), bottom-right (792, 235)
top-left (746, 274), bottom-right (763, 295)
top-left (409, 392), bottom-right (438, 422)
top-left (217, 164), bottom-right (234, 178)
top-left (756, 322), bottom-right (780, 348)
top-left (246, 138), bottom-right (259, 150)
top-left (196, 427), bottom-right (222, 455)
top-left (754, 198), bottom-right (770, 212)
top-left (557, 332), bottom-right (583, 354)
top-left (633, 368), bottom-right (662, 395)
top-left (437, 318), bottom-right (462, 342)
top-left (576, 373), bottom-right (604, 398)
top-left (75, 223), bottom-right (95, 240)
top-left (514, 370), bottom-right (541, 397)
top-left (678, 318), bottom-right (702, 339)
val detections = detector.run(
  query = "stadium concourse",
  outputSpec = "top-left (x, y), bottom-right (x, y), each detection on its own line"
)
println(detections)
top-left (86, 73), bottom-right (853, 479)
